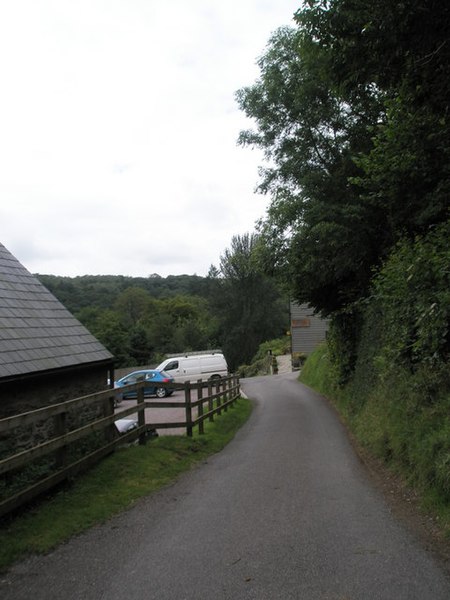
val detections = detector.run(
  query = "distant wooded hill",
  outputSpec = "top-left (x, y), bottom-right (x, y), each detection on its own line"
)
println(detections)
top-left (36, 271), bottom-right (288, 372)
top-left (37, 274), bottom-right (211, 314)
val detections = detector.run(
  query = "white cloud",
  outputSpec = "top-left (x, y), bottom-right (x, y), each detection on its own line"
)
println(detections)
top-left (0, 0), bottom-right (298, 277)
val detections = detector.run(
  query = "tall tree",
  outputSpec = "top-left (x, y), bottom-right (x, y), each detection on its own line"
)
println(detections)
top-left (211, 233), bottom-right (287, 371)
top-left (236, 1), bottom-right (450, 318)
top-left (236, 24), bottom-right (384, 315)
top-left (115, 287), bottom-right (154, 329)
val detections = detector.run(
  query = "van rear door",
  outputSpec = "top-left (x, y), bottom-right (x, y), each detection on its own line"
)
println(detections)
top-left (199, 355), bottom-right (228, 378)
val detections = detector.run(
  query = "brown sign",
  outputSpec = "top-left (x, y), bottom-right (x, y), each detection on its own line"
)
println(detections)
top-left (291, 318), bottom-right (311, 328)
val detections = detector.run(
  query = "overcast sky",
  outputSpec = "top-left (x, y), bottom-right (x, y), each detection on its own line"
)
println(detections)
top-left (0, 0), bottom-right (298, 278)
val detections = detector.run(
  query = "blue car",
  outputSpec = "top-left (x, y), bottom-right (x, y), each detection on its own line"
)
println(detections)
top-left (114, 369), bottom-right (175, 399)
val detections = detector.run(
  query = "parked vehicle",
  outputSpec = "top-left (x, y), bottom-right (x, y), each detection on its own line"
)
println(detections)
top-left (114, 418), bottom-right (138, 434)
top-left (156, 353), bottom-right (228, 383)
top-left (114, 418), bottom-right (158, 440)
top-left (114, 369), bottom-right (175, 399)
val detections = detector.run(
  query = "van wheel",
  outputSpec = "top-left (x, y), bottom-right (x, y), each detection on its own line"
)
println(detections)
top-left (156, 387), bottom-right (167, 398)
top-left (210, 374), bottom-right (221, 381)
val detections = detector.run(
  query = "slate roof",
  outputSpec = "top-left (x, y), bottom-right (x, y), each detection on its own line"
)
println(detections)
top-left (0, 242), bottom-right (113, 380)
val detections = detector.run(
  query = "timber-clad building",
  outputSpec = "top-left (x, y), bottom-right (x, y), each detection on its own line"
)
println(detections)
top-left (290, 302), bottom-right (329, 355)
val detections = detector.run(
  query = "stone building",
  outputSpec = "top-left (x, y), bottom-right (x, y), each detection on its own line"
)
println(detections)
top-left (0, 242), bottom-right (114, 418)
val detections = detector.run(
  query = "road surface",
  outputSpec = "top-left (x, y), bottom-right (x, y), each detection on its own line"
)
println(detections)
top-left (2, 372), bottom-right (449, 599)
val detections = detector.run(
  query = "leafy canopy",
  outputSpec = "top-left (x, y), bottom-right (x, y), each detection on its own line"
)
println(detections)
top-left (209, 233), bottom-right (288, 371)
top-left (236, 0), bottom-right (450, 317)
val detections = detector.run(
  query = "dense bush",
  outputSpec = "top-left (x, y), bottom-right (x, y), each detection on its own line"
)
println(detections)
top-left (236, 336), bottom-right (291, 378)
top-left (371, 222), bottom-right (450, 368)
top-left (251, 337), bottom-right (291, 360)
top-left (237, 359), bottom-right (271, 379)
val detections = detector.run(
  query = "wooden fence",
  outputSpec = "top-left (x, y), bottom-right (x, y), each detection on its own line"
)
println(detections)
top-left (0, 374), bottom-right (240, 518)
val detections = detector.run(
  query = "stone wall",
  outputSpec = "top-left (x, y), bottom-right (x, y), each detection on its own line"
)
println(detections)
top-left (0, 362), bottom-right (115, 463)
top-left (0, 363), bottom-right (113, 418)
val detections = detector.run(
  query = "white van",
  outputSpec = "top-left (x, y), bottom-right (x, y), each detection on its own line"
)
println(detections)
top-left (156, 353), bottom-right (228, 383)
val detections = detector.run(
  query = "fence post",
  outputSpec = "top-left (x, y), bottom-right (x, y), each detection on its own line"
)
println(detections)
top-left (234, 375), bottom-right (240, 406)
top-left (215, 378), bottom-right (221, 416)
top-left (137, 383), bottom-right (146, 445)
top-left (185, 381), bottom-right (193, 437)
top-left (229, 375), bottom-right (236, 408)
top-left (223, 377), bottom-right (228, 412)
top-left (208, 380), bottom-right (214, 422)
top-left (197, 380), bottom-right (204, 435)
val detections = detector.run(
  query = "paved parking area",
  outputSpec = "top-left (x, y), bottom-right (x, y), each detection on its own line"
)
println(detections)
top-left (115, 390), bottom-right (195, 436)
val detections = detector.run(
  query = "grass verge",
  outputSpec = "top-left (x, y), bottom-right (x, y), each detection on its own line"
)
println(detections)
top-left (299, 345), bottom-right (450, 542)
top-left (0, 397), bottom-right (252, 571)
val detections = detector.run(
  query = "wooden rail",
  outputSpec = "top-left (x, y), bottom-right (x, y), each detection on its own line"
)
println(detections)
top-left (0, 374), bottom-right (240, 518)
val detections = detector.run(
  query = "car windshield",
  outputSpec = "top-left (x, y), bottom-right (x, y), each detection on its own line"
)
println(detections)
top-left (164, 361), bottom-right (178, 370)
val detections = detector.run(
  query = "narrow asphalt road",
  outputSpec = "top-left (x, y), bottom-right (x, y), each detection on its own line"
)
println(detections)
top-left (2, 372), bottom-right (450, 599)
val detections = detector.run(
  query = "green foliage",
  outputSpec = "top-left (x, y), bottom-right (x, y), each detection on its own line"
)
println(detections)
top-left (43, 275), bottom-right (222, 367)
top-left (139, 294), bottom-right (218, 358)
top-left (237, 359), bottom-right (270, 379)
top-left (326, 307), bottom-right (363, 385)
top-left (128, 325), bottom-right (152, 365)
top-left (236, 336), bottom-right (291, 378)
top-left (237, 0), bottom-right (450, 376)
top-left (301, 343), bottom-right (450, 530)
top-left (351, 95), bottom-right (450, 244)
top-left (77, 308), bottom-right (132, 366)
top-left (299, 343), bottom-right (340, 401)
top-left (323, 219), bottom-right (450, 395)
top-left (114, 287), bottom-right (154, 328)
top-left (37, 274), bottom-right (211, 314)
top-left (291, 352), bottom-right (307, 369)
top-left (235, 0), bottom-right (450, 535)
top-left (39, 264), bottom-right (286, 372)
top-left (252, 337), bottom-right (291, 360)
top-left (210, 233), bottom-right (289, 371)
top-left (353, 368), bottom-right (450, 503)
top-left (236, 21), bottom-right (384, 315)
top-left (299, 0), bottom-right (450, 103)
top-left (0, 459), bottom-right (54, 504)
top-left (370, 222), bottom-right (450, 368)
